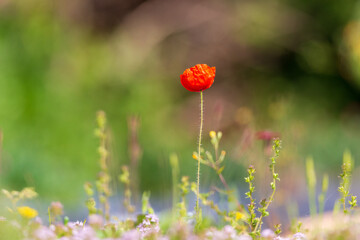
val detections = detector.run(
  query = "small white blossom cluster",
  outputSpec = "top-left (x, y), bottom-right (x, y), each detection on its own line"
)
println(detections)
top-left (205, 225), bottom-right (251, 240)
top-left (1, 212), bottom-right (309, 240)
top-left (33, 221), bottom-right (97, 240)
top-left (136, 214), bottom-right (160, 238)
top-left (260, 229), bottom-right (307, 240)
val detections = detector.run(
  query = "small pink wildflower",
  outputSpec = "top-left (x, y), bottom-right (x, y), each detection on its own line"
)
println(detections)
top-left (205, 225), bottom-right (250, 240)
top-left (72, 226), bottom-right (98, 240)
top-left (120, 229), bottom-right (141, 240)
top-left (261, 229), bottom-right (276, 239)
top-left (88, 214), bottom-right (103, 229)
top-left (292, 232), bottom-right (307, 240)
top-left (33, 226), bottom-right (57, 240)
top-left (168, 222), bottom-right (198, 240)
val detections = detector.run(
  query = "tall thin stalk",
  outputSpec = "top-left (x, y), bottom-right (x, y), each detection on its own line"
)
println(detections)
top-left (306, 157), bottom-right (317, 216)
top-left (196, 91), bottom-right (204, 226)
top-left (95, 111), bottom-right (111, 222)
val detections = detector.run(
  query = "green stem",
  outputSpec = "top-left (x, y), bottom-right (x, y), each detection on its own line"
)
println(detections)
top-left (253, 165), bottom-right (276, 233)
top-left (248, 179), bottom-right (255, 231)
top-left (196, 91), bottom-right (204, 225)
top-left (170, 154), bottom-right (179, 219)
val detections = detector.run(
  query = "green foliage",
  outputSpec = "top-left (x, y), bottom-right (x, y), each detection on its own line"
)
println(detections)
top-left (195, 131), bottom-right (233, 202)
top-left (2, 0), bottom-right (360, 236)
top-left (1, 0), bottom-right (360, 209)
top-left (192, 131), bottom-right (247, 232)
top-left (2, 111), bottom-right (360, 239)
top-left (142, 191), bottom-right (154, 214)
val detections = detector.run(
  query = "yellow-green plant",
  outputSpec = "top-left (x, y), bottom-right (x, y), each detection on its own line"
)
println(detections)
top-left (305, 157), bottom-right (329, 216)
top-left (274, 223), bottom-right (282, 235)
top-left (178, 176), bottom-right (190, 221)
top-left (306, 157), bottom-right (317, 216)
top-left (192, 131), bottom-right (246, 231)
top-left (193, 131), bottom-right (236, 204)
top-left (119, 165), bottom-right (135, 213)
top-left (84, 182), bottom-right (98, 215)
top-left (245, 138), bottom-right (281, 238)
top-left (245, 165), bottom-right (257, 232)
top-left (338, 150), bottom-right (357, 214)
top-left (318, 173), bottom-right (329, 215)
top-left (2, 187), bottom-right (38, 212)
top-left (142, 191), bottom-right (154, 214)
top-left (94, 111), bottom-right (112, 221)
top-left (169, 153), bottom-right (179, 219)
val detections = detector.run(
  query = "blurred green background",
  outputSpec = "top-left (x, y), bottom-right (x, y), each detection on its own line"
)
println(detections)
top-left (1, 0), bottom-right (360, 212)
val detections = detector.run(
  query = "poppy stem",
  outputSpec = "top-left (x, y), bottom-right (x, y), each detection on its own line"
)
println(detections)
top-left (196, 91), bottom-right (203, 226)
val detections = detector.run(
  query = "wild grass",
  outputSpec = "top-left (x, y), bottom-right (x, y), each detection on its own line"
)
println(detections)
top-left (0, 111), bottom-right (359, 240)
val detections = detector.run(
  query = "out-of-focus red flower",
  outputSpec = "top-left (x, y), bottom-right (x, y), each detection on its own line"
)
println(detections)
top-left (256, 130), bottom-right (280, 156)
top-left (180, 64), bottom-right (216, 92)
top-left (256, 130), bottom-right (280, 141)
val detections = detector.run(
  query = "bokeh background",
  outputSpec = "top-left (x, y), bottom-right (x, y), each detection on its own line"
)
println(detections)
top-left (1, 0), bottom-right (360, 220)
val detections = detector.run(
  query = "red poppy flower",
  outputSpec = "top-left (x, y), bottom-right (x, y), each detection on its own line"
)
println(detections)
top-left (180, 64), bottom-right (216, 92)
